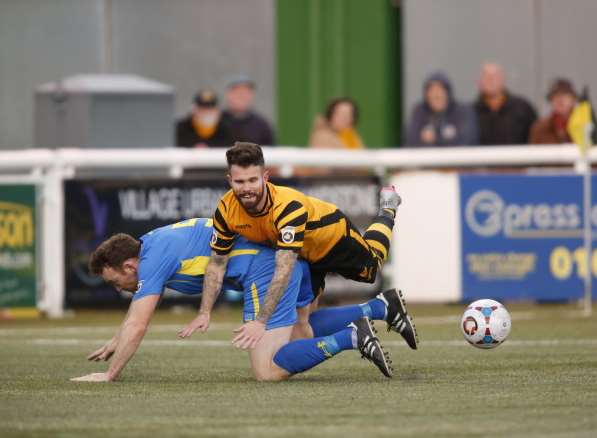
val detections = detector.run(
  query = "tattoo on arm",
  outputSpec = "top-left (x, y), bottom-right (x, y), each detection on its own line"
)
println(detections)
top-left (257, 250), bottom-right (298, 324)
top-left (199, 252), bottom-right (229, 313)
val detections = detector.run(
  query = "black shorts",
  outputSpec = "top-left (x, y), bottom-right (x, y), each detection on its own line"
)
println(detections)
top-left (309, 216), bottom-right (378, 297)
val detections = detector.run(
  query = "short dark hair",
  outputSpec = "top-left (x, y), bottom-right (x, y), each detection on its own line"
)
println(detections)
top-left (324, 97), bottom-right (359, 125)
top-left (226, 142), bottom-right (264, 168)
top-left (88, 233), bottom-right (141, 275)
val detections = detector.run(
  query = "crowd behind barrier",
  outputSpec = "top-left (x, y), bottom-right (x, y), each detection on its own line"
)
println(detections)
top-left (176, 63), bottom-right (588, 151)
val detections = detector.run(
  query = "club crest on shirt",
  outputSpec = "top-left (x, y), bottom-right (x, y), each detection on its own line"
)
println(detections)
top-left (135, 280), bottom-right (144, 293)
top-left (211, 230), bottom-right (218, 245)
top-left (281, 226), bottom-right (296, 244)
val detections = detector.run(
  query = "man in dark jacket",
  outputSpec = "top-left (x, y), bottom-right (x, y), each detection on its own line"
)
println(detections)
top-left (406, 72), bottom-right (478, 147)
top-left (175, 89), bottom-right (231, 148)
top-left (474, 63), bottom-right (537, 145)
top-left (221, 75), bottom-right (275, 146)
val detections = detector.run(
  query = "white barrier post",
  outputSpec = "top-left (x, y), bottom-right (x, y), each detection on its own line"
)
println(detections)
top-left (39, 164), bottom-right (65, 318)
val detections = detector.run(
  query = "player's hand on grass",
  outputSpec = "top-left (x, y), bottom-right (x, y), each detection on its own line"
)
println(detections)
top-left (178, 312), bottom-right (210, 338)
top-left (232, 320), bottom-right (266, 350)
top-left (70, 372), bottom-right (112, 382)
top-left (87, 341), bottom-right (117, 361)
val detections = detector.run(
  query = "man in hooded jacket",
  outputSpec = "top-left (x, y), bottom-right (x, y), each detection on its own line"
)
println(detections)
top-left (406, 72), bottom-right (479, 147)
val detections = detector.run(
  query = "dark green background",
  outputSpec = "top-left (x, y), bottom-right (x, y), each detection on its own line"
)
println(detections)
top-left (276, 0), bottom-right (401, 148)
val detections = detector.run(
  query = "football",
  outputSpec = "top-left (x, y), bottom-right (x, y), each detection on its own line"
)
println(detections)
top-left (461, 299), bottom-right (512, 349)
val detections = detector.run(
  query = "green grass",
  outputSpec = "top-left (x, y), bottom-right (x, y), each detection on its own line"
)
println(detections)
top-left (1, 303), bottom-right (597, 437)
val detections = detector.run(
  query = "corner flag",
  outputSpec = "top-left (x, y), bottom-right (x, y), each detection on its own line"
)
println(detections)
top-left (568, 86), bottom-right (596, 317)
top-left (567, 87), bottom-right (597, 151)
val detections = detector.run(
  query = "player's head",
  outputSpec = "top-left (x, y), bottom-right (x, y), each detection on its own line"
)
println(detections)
top-left (226, 142), bottom-right (269, 213)
top-left (88, 233), bottom-right (141, 293)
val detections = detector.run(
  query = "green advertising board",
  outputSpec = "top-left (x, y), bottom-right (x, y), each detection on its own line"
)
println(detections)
top-left (0, 185), bottom-right (37, 314)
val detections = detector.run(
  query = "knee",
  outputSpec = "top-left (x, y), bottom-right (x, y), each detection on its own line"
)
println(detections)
top-left (252, 367), bottom-right (289, 382)
top-left (291, 323), bottom-right (313, 341)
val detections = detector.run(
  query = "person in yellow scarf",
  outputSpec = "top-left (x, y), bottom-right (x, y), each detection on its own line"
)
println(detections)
top-left (309, 97), bottom-right (364, 149)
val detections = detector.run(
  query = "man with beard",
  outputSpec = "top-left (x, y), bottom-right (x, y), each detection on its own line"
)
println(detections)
top-left (179, 142), bottom-right (418, 353)
top-left (70, 218), bottom-right (397, 382)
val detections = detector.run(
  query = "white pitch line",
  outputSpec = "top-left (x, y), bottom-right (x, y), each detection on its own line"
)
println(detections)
top-left (10, 338), bottom-right (597, 348)
top-left (0, 323), bottom-right (238, 336)
top-left (27, 339), bottom-right (231, 347)
top-left (0, 312), bottom-right (541, 336)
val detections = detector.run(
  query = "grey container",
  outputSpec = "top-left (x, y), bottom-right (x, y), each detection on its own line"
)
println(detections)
top-left (35, 74), bottom-right (174, 149)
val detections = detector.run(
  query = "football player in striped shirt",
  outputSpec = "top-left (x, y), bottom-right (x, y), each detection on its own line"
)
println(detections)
top-left (179, 142), bottom-right (417, 352)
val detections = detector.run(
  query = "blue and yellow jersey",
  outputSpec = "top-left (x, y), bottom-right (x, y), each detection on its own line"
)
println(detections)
top-left (134, 217), bottom-right (272, 301)
top-left (133, 217), bottom-right (314, 328)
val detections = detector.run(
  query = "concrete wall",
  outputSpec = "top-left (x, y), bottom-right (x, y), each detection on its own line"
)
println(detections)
top-left (390, 171), bottom-right (462, 303)
top-left (0, 0), bottom-right (275, 150)
top-left (5, 0), bottom-right (597, 150)
top-left (403, 0), bottom-right (597, 123)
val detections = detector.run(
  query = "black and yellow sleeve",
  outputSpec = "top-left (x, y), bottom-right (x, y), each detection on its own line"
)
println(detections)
top-left (210, 201), bottom-right (236, 255)
top-left (274, 200), bottom-right (307, 251)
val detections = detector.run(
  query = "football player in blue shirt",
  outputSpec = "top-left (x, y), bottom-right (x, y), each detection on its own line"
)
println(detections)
top-left (71, 218), bottom-right (413, 382)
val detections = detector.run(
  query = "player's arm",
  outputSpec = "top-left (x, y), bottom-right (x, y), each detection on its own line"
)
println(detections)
top-left (71, 294), bottom-right (160, 382)
top-left (200, 251), bottom-right (230, 313)
top-left (86, 305), bottom-right (133, 362)
top-left (232, 249), bottom-right (297, 350)
top-left (103, 294), bottom-right (160, 380)
top-left (177, 251), bottom-right (230, 338)
top-left (179, 204), bottom-right (235, 337)
top-left (232, 200), bottom-right (306, 349)
top-left (259, 200), bottom-right (306, 324)
top-left (258, 249), bottom-right (298, 323)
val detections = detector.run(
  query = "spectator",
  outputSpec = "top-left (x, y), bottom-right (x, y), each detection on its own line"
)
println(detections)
top-left (406, 72), bottom-right (478, 146)
top-left (221, 75), bottom-right (275, 145)
top-left (175, 89), bottom-right (230, 147)
top-left (529, 78), bottom-right (577, 144)
top-left (308, 97), bottom-right (364, 149)
top-left (474, 63), bottom-right (537, 145)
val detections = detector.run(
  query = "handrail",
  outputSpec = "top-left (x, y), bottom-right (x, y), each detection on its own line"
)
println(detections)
top-left (0, 144), bottom-right (590, 171)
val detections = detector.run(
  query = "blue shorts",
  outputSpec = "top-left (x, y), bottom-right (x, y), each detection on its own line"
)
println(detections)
top-left (243, 260), bottom-right (314, 330)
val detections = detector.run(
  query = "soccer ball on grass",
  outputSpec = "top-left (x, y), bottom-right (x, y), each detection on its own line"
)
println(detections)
top-left (461, 299), bottom-right (511, 349)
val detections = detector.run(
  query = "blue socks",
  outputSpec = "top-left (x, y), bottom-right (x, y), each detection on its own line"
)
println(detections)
top-left (272, 298), bottom-right (389, 375)
top-left (273, 327), bottom-right (355, 374)
top-left (308, 298), bottom-right (387, 337)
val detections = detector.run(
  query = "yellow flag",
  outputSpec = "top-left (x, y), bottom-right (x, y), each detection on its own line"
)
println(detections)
top-left (567, 88), bottom-right (595, 152)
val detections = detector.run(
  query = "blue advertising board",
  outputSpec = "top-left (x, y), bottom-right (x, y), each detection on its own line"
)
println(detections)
top-left (460, 173), bottom-right (597, 301)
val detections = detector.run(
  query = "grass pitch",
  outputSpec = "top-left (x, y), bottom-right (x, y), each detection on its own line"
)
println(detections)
top-left (1, 303), bottom-right (596, 437)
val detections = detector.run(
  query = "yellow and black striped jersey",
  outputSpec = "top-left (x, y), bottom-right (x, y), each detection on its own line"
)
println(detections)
top-left (210, 182), bottom-right (346, 262)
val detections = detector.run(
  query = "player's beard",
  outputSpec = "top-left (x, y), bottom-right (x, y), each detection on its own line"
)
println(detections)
top-left (235, 180), bottom-right (266, 213)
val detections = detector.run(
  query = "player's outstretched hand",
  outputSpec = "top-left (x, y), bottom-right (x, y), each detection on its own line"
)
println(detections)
top-left (70, 372), bottom-right (112, 382)
top-left (178, 312), bottom-right (210, 338)
top-left (87, 341), bottom-right (116, 361)
top-left (232, 320), bottom-right (266, 350)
